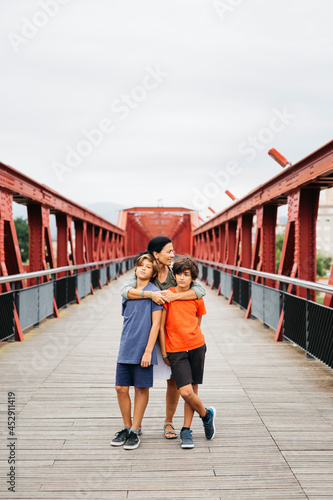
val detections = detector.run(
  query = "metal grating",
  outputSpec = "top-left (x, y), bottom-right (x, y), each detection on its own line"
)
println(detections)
top-left (220, 271), bottom-right (232, 299)
top-left (91, 269), bottom-right (100, 289)
top-left (239, 278), bottom-right (250, 310)
top-left (202, 266), bottom-right (208, 282)
top-left (55, 277), bottom-right (68, 309)
top-left (284, 294), bottom-right (306, 349)
top-left (38, 282), bottom-right (54, 320)
top-left (232, 276), bottom-right (240, 305)
top-left (308, 302), bottom-right (333, 368)
top-left (100, 267), bottom-right (107, 286)
top-left (213, 269), bottom-right (220, 290)
top-left (18, 287), bottom-right (39, 330)
top-left (0, 291), bottom-right (15, 340)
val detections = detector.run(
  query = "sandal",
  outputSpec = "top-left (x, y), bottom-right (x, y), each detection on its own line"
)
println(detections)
top-left (164, 422), bottom-right (177, 439)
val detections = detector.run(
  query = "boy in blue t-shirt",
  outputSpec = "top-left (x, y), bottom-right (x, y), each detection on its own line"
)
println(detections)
top-left (111, 252), bottom-right (163, 450)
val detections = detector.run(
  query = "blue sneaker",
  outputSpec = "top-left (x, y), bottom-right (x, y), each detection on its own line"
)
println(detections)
top-left (202, 407), bottom-right (216, 440)
top-left (180, 429), bottom-right (194, 449)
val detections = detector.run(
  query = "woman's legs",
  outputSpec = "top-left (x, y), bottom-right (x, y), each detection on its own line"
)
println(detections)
top-left (165, 376), bottom-right (180, 437)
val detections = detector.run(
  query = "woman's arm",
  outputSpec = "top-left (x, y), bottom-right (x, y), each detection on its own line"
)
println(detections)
top-left (141, 309), bottom-right (163, 367)
top-left (120, 276), bottom-right (137, 299)
top-left (121, 276), bottom-right (169, 304)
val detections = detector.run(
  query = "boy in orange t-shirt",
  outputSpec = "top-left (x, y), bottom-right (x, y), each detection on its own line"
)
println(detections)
top-left (159, 255), bottom-right (216, 449)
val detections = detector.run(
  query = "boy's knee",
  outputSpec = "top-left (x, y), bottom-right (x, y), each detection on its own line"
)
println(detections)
top-left (179, 384), bottom-right (193, 400)
top-left (135, 386), bottom-right (149, 396)
top-left (115, 385), bottom-right (129, 395)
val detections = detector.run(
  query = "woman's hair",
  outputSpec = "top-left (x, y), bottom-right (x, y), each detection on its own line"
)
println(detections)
top-left (134, 251), bottom-right (158, 277)
top-left (147, 236), bottom-right (172, 254)
top-left (172, 255), bottom-right (199, 280)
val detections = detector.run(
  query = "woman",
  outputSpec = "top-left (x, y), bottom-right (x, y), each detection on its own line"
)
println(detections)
top-left (120, 236), bottom-right (206, 439)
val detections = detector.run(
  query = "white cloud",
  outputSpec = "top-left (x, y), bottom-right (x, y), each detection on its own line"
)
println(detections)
top-left (1, 0), bottom-right (332, 218)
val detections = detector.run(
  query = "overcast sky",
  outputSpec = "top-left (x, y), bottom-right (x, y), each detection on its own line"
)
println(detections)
top-left (1, 0), bottom-right (332, 221)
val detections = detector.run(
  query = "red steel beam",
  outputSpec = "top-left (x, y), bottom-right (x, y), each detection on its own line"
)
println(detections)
top-left (194, 139), bottom-right (333, 235)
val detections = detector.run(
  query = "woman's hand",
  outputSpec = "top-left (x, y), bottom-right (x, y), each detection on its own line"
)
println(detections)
top-left (141, 352), bottom-right (152, 367)
top-left (151, 290), bottom-right (171, 305)
top-left (160, 290), bottom-right (177, 303)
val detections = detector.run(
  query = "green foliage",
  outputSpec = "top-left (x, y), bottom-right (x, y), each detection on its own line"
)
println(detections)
top-left (14, 217), bottom-right (29, 263)
top-left (316, 253), bottom-right (332, 278)
top-left (275, 229), bottom-right (332, 278)
top-left (275, 232), bottom-right (284, 272)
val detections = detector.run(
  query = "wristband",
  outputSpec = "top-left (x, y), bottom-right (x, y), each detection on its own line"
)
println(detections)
top-left (141, 290), bottom-right (144, 298)
top-left (162, 355), bottom-right (167, 359)
top-left (150, 291), bottom-right (152, 299)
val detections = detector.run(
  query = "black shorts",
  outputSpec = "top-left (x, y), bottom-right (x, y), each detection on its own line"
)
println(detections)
top-left (167, 344), bottom-right (207, 390)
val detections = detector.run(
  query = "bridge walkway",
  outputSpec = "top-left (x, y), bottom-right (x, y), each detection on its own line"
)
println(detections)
top-left (1, 271), bottom-right (333, 499)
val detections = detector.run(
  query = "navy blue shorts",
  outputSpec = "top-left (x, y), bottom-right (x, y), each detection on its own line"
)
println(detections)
top-left (115, 363), bottom-right (154, 388)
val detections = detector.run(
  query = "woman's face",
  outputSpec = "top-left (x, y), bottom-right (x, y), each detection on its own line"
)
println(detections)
top-left (154, 242), bottom-right (175, 266)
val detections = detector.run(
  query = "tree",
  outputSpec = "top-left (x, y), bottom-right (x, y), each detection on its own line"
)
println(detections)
top-left (275, 229), bottom-right (332, 278)
top-left (14, 217), bottom-right (29, 263)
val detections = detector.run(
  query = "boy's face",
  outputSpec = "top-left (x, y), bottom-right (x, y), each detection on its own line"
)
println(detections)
top-left (174, 269), bottom-right (193, 290)
top-left (135, 258), bottom-right (154, 280)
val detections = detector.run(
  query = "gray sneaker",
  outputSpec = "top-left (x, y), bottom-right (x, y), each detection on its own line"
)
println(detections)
top-left (202, 407), bottom-right (216, 440)
top-left (124, 431), bottom-right (140, 450)
top-left (180, 429), bottom-right (194, 449)
top-left (110, 428), bottom-right (129, 446)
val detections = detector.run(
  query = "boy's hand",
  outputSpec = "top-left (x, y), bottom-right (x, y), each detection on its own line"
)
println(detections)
top-left (141, 352), bottom-right (152, 367)
top-left (151, 290), bottom-right (170, 305)
top-left (163, 357), bottom-right (170, 366)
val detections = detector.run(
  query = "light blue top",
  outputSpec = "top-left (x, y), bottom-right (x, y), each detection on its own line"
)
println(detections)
top-left (117, 282), bottom-right (163, 365)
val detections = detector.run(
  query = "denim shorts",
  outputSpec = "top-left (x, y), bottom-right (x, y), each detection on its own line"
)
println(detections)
top-left (115, 363), bottom-right (154, 388)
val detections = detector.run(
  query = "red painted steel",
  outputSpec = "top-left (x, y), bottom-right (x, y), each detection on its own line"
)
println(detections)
top-left (0, 161), bottom-right (125, 340)
top-left (193, 139), bottom-right (333, 339)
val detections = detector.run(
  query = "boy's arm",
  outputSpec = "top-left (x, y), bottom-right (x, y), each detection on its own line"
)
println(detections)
top-left (162, 279), bottom-right (206, 303)
top-left (141, 309), bottom-right (163, 367)
top-left (159, 308), bottom-right (167, 356)
top-left (198, 316), bottom-right (203, 327)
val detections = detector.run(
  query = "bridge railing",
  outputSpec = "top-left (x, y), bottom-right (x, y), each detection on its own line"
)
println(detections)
top-left (197, 259), bottom-right (333, 369)
top-left (0, 256), bottom-right (135, 342)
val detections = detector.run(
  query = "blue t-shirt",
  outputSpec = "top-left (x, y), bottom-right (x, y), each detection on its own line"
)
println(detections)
top-left (117, 282), bottom-right (163, 365)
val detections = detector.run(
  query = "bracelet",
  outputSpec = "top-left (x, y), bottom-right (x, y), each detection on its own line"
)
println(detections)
top-left (162, 355), bottom-right (168, 359)
top-left (150, 291), bottom-right (152, 299)
top-left (141, 290), bottom-right (144, 298)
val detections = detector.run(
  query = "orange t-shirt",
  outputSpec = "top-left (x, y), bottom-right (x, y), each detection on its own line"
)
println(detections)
top-left (164, 288), bottom-right (207, 353)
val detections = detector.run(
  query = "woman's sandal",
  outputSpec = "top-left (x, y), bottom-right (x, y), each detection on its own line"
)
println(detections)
top-left (164, 422), bottom-right (177, 439)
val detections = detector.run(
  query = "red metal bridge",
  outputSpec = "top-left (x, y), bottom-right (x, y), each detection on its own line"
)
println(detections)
top-left (1, 140), bottom-right (333, 499)
top-left (1, 139), bottom-right (333, 366)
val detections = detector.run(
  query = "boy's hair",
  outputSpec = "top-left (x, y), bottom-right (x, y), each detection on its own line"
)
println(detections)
top-left (134, 252), bottom-right (158, 277)
top-left (172, 255), bottom-right (199, 281)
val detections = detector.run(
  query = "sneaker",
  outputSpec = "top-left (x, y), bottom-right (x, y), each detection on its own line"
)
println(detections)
top-left (124, 431), bottom-right (140, 450)
top-left (202, 407), bottom-right (216, 440)
top-left (110, 428), bottom-right (129, 447)
top-left (180, 429), bottom-right (194, 449)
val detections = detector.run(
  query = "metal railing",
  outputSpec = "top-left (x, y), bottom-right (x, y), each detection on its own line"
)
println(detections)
top-left (0, 256), bottom-right (135, 341)
top-left (197, 259), bottom-right (333, 369)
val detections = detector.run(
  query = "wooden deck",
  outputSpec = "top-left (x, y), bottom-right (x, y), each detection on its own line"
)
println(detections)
top-left (1, 272), bottom-right (333, 499)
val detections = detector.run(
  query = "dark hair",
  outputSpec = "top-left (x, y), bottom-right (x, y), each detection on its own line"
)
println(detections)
top-left (172, 255), bottom-right (199, 281)
top-left (147, 236), bottom-right (172, 254)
